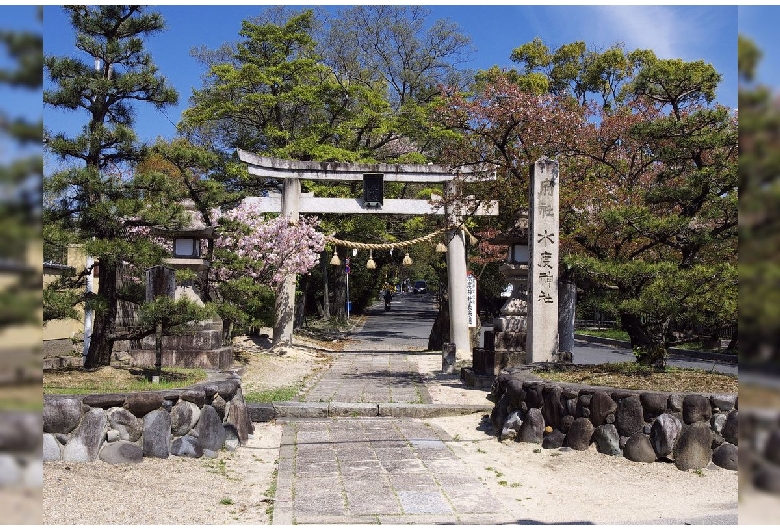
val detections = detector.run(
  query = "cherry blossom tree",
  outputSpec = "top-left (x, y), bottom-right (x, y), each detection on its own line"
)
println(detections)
top-left (210, 200), bottom-right (325, 333)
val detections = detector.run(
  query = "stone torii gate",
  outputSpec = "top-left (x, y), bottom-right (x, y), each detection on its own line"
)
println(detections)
top-left (238, 150), bottom-right (497, 360)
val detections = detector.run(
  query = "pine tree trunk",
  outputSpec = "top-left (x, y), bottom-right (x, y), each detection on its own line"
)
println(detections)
top-left (85, 262), bottom-right (118, 368)
top-left (620, 311), bottom-right (667, 369)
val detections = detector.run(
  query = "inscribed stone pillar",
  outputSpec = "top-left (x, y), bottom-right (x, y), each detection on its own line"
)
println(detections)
top-left (274, 178), bottom-right (301, 345)
top-left (526, 158), bottom-right (559, 362)
top-left (445, 179), bottom-right (471, 361)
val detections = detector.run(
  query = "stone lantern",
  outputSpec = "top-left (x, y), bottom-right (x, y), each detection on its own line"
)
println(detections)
top-left (492, 211), bottom-right (530, 320)
top-left (155, 199), bottom-right (214, 306)
top-left (471, 211), bottom-right (529, 379)
top-left (129, 199), bottom-right (233, 370)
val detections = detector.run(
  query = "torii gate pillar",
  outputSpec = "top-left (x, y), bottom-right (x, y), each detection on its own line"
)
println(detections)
top-left (445, 180), bottom-right (471, 361)
top-left (274, 178), bottom-right (300, 345)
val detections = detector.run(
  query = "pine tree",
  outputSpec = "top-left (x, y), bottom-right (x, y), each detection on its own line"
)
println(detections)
top-left (44, 6), bottom-right (180, 367)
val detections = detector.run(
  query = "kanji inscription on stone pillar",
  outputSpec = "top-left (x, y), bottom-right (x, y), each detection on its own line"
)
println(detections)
top-left (527, 158), bottom-right (559, 362)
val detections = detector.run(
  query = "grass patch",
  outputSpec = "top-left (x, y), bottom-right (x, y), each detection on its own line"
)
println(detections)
top-left (220, 497), bottom-right (233, 506)
top-left (533, 362), bottom-right (737, 394)
top-left (265, 468), bottom-right (278, 523)
top-left (43, 366), bottom-right (207, 395)
top-left (576, 328), bottom-right (630, 341)
top-left (243, 385), bottom-right (300, 403)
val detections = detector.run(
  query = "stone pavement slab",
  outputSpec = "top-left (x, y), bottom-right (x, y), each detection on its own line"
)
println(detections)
top-left (273, 417), bottom-right (508, 524)
top-left (302, 353), bottom-right (432, 404)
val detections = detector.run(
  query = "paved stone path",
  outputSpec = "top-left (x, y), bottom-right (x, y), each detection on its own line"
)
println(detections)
top-left (301, 353), bottom-right (432, 404)
top-left (273, 417), bottom-right (503, 525)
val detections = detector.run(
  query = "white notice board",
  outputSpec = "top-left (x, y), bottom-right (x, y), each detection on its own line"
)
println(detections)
top-left (466, 274), bottom-right (477, 327)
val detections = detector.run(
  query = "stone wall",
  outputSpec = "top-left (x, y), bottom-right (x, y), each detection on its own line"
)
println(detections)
top-left (43, 376), bottom-right (253, 463)
top-left (489, 368), bottom-right (738, 472)
top-left (741, 408), bottom-right (780, 494)
top-left (0, 411), bottom-right (41, 487)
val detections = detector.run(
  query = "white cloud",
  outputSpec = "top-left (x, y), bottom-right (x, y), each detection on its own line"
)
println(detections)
top-left (590, 5), bottom-right (702, 59)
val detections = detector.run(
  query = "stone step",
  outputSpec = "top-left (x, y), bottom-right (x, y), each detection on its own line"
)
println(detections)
top-left (246, 401), bottom-right (491, 422)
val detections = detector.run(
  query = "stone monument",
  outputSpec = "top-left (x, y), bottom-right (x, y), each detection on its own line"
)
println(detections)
top-left (527, 158), bottom-right (570, 363)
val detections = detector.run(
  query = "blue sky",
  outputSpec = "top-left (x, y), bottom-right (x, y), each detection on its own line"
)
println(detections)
top-left (739, 5), bottom-right (780, 88)
top-left (43, 4), bottom-right (738, 147)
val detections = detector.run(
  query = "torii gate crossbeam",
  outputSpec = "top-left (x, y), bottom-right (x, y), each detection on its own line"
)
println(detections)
top-left (238, 150), bottom-right (497, 361)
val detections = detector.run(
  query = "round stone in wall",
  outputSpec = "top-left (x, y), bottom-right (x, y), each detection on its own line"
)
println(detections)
top-left (564, 417), bottom-right (595, 451)
top-left (650, 413), bottom-right (683, 458)
top-left (624, 433), bottom-right (657, 463)
top-left (712, 442), bottom-right (738, 471)
top-left (593, 424), bottom-right (621, 456)
top-left (673, 423), bottom-right (713, 471)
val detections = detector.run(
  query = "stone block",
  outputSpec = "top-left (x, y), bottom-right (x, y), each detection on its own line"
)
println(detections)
top-left (754, 464), bottom-right (780, 494)
top-left (517, 408), bottom-right (544, 444)
top-left (225, 390), bottom-right (251, 443)
top-left (63, 408), bottom-right (107, 462)
top-left (542, 429), bottom-right (565, 449)
top-left (564, 417), bottom-right (594, 451)
top-left (0, 412), bottom-right (41, 451)
top-left (170, 400), bottom-right (200, 437)
top-left (125, 392), bottom-right (164, 417)
top-left (494, 317), bottom-right (527, 333)
top-left (541, 385), bottom-right (564, 428)
top-left (43, 433), bottom-right (61, 462)
top-left (650, 413), bottom-right (682, 458)
top-left (615, 395), bottom-right (644, 437)
top-left (329, 403), bottom-right (379, 417)
top-left (639, 392), bottom-right (669, 420)
top-left (82, 393), bottom-right (126, 409)
top-left (710, 394), bottom-right (736, 412)
top-left (171, 435), bottom-right (204, 458)
top-left (44, 397), bottom-right (83, 435)
top-left (712, 442), bottom-right (737, 470)
top-left (523, 382), bottom-right (544, 409)
top-left (623, 433), bottom-right (656, 463)
top-left (668, 394), bottom-right (684, 412)
top-left (197, 405), bottom-right (226, 451)
top-left (108, 407), bottom-right (143, 442)
top-left (442, 343), bottom-right (456, 374)
top-left (0, 455), bottom-right (21, 487)
top-left (683, 394), bottom-right (712, 424)
top-left (273, 402), bottom-right (327, 419)
top-left (493, 331), bottom-right (526, 351)
top-left (180, 388), bottom-right (207, 407)
top-left (143, 409), bottom-right (171, 458)
top-left (100, 441), bottom-right (144, 464)
top-left (722, 409), bottom-right (738, 446)
top-left (593, 424), bottom-right (621, 456)
top-left (674, 422), bottom-right (712, 471)
top-left (765, 429), bottom-right (780, 466)
top-left (247, 403), bottom-right (276, 422)
top-left (589, 391), bottom-right (617, 427)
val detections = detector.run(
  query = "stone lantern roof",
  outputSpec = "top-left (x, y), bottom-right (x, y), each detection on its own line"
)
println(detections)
top-left (151, 199), bottom-right (215, 239)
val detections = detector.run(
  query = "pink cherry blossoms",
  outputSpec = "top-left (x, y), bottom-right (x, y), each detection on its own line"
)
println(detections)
top-left (213, 200), bottom-right (325, 291)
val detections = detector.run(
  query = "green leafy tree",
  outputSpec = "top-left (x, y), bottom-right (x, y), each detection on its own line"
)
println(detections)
top-left (439, 40), bottom-right (737, 368)
top-left (44, 6), bottom-right (185, 367)
top-left (183, 7), bottom-right (473, 326)
top-left (738, 35), bottom-right (780, 365)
